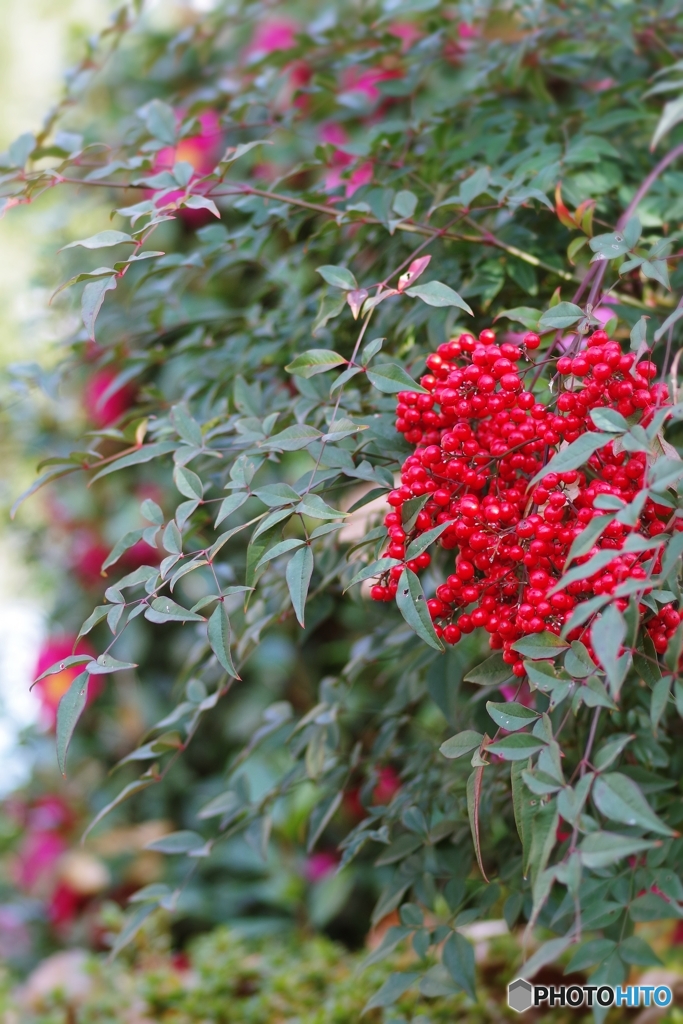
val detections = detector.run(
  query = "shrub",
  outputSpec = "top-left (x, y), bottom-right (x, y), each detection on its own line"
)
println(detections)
top-left (5, 0), bottom-right (683, 1011)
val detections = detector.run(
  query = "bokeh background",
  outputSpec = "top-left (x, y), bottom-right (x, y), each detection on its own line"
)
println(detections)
top-left (0, 0), bottom-right (109, 797)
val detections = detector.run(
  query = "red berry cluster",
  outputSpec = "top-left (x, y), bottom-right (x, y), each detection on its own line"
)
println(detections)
top-left (371, 327), bottom-right (680, 675)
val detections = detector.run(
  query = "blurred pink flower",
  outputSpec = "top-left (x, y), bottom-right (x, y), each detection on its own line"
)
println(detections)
top-left (341, 66), bottom-right (403, 101)
top-left (248, 19), bottom-right (299, 60)
top-left (16, 832), bottom-right (67, 890)
top-left (318, 126), bottom-right (374, 197)
top-left (152, 110), bottom-right (224, 226)
top-left (305, 851), bottom-right (338, 882)
top-left (84, 368), bottom-right (135, 427)
top-left (387, 22), bottom-right (423, 51)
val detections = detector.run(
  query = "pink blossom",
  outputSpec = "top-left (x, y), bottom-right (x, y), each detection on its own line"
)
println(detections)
top-left (16, 832), bottom-right (67, 890)
top-left (248, 19), bottom-right (298, 60)
top-left (152, 110), bottom-right (224, 226)
top-left (341, 66), bottom-right (403, 101)
top-left (500, 680), bottom-right (533, 706)
top-left (387, 22), bottom-right (423, 51)
top-left (84, 368), bottom-right (135, 427)
top-left (305, 851), bottom-right (338, 882)
top-left (319, 125), bottom-right (374, 197)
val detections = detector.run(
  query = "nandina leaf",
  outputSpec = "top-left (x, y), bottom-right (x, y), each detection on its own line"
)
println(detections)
top-left (466, 766), bottom-right (488, 881)
top-left (511, 632), bottom-right (569, 659)
top-left (440, 730), bottom-right (483, 759)
top-left (530, 431), bottom-right (613, 485)
top-left (592, 772), bottom-right (674, 836)
top-left (286, 545), bottom-right (314, 627)
top-left (56, 671), bottom-right (89, 776)
top-left (487, 734), bottom-right (547, 760)
top-left (316, 264), bottom-right (358, 290)
top-left (554, 182), bottom-right (577, 229)
top-left (285, 349), bottom-right (347, 378)
top-left (486, 701), bottom-right (539, 732)
top-left (207, 603), bottom-right (239, 677)
top-left (395, 568), bottom-right (444, 651)
top-left (366, 362), bottom-right (428, 394)
top-left (579, 832), bottom-right (658, 869)
top-left (405, 280), bottom-right (473, 314)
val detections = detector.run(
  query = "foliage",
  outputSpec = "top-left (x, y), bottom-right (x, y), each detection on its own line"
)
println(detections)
top-left (5, 0), bottom-right (683, 1012)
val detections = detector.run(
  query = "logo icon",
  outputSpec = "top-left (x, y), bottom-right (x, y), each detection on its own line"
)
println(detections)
top-left (508, 978), bottom-right (533, 1013)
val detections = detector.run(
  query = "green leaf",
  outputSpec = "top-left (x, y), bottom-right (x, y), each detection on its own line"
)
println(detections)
top-left (295, 494), bottom-right (346, 520)
top-left (197, 790), bottom-right (242, 821)
top-left (174, 465), bottom-right (203, 500)
top-left (511, 632), bottom-right (569, 659)
top-left (285, 349), bottom-right (347, 378)
top-left (108, 904), bottom-right (157, 960)
top-left (564, 641), bottom-right (596, 678)
top-left (366, 362), bottom-right (428, 394)
top-left (363, 972), bottom-right (420, 1012)
top-left (593, 734), bottom-right (634, 771)
top-left (253, 483), bottom-right (300, 506)
top-left (486, 701), bottom-right (539, 732)
top-left (655, 305), bottom-right (683, 342)
top-left (82, 775), bottom-right (157, 841)
top-left (259, 425), bottom-right (322, 451)
top-left (145, 830), bottom-right (205, 854)
top-left (86, 654), bottom-right (138, 675)
top-left (405, 520), bottom-right (453, 559)
top-left (286, 545), bottom-right (314, 627)
top-left (519, 936), bottom-right (573, 979)
top-left (442, 932), bottom-right (476, 1000)
top-left (538, 302), bottom-right (584, 331)
top-left (375, 834), bottom-right (423, 865)
top-left (440, 730), bottom-right (483, 759)
top-left (652, 94), bottom-right (683, 149)
top-left (61, 230), bottom-right (134, 250)
top-left (56, 672), bottom-right (89, 776)
top-left (487, 733), bottom-right (547, 760)
top-left (619, 936), bottom-right (662, 966)
top-left (82, 276), bottom-right (116, 340)
top-left (466, 766), bottom-right (487, 881)
top-left (405, 280), bottom-right (473, 315)
top-left (142, 98), bottom-right (176, 144)
top-left (34, 654), bottom-right (93, 682)
top-left (395, 568), bottom-right (444, 651)
top-left (494, 306), bottom-right (541, 331)
top-left (145, 597), bottom-right (206, 624)
top-left (255, 537), bottom-right (304, 571)
top-left (392, 189), bottom-right (417, 218)
top-left (592, 772), bottom-right (674, 836)
top-left (630, 892), bottom-right (683, 921)
top-left (530, 432), bottom-right (612, 485)
top-left (215, 492), bottom-right (248, 527)
top-left (170, 405), bottom-right (203, 447)
top-left (345, 557), bottom-right (399, 591)
top-left (591, 606), bottom-right (628, 697)
top-left (565, 939), bottom-right (616, 973)
top-left (316, 265), bottom-right (358, 290)
top-left (590, 408), bottom-right (629, 433)
top-left (90, 441), bottom-right (178, 483)
top-left (207, 603), bottom-right (239, 677)
top-left (464, 653), bottom-right (512, 686)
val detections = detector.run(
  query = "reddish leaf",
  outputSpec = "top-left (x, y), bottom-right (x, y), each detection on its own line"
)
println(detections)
top-left (397, 254), bottom-right (431, 292)
top-left (554, 182), bottom-right (577, 230)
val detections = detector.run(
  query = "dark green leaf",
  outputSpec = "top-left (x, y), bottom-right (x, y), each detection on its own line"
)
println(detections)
top-left (366, 362), bottom-right (428, 394)
top-left (286, 545), bottom-right (314, 627)
top-left (440, 730), bottom-right (483, 759)
top-left (285, 349), bottom-right (347, 377)
top-left (395, 568), bottom-right (444, 651)
top-left (56, 672), bottom-right (89, 776)
top-left (207, 603), bottom-right (239, 677)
